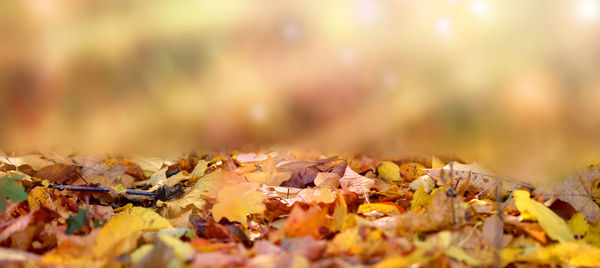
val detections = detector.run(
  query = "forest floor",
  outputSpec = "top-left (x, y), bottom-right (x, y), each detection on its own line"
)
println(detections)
top-left (1, 150), bottom-right (600, 267)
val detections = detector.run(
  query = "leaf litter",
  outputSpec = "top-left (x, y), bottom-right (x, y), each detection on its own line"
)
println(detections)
top-left (0, 151), bottom-right (599, 267)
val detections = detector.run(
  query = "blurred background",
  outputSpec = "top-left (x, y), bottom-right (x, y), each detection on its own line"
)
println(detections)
top-left (1, 0), bottom-right (600, 182)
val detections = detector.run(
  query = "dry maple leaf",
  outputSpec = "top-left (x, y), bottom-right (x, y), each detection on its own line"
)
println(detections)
top-left (535, 166), bottom-right (600, 224)
top-left (283, 204), bottom-right (328, 238)
top-left (211, 183), bottom-right (265, 227)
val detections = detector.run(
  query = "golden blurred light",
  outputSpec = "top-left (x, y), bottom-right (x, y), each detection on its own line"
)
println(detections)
top-left (435, 16), bottom-right (453, 37)
top-left (354, 0), bottom-right (382, 26)
top-left (575, 0), bottom-right (599, 21)
top-left (1, 0), bottom-right (600, 182)
top-left (470, 0), bottom-right (489, 18)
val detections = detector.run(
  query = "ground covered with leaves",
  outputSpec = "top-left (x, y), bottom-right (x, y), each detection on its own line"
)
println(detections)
top-left (1, 150), bottom-right (600, 267)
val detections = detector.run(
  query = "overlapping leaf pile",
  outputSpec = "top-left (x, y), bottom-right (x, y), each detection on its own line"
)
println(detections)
top-left (1, 151), bottom-right (600, 267)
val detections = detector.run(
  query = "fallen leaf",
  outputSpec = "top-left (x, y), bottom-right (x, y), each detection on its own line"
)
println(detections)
top-left (427, 162), bottom-right (533, 199)
top-left (409, 175), bottom-right (435, 194)
top-left (534, 166), bottom-right (600, 224)
top-left (149, 167), bottom-right (168, 186)
top-left (567, 212), bottom-right (590, 236)
top-left (398, 162), bottom-right (427, 181)
top-left (66, 208), bottom-right (89, 234)
top-left (0, 173), bottom-right (27, 211)
top-left (93, 206), bottom-right (172, 258)
top-left (283, 204), bottom-right (327, 238)
top-left (377, 161), bottom-right (401, 182)
top-left (0, 211), bottom-right (33, 242)
top-left (513, 190), bottom-right (574, 243)
top-left (446, 246), bottom-right (482, 266)
top-left (34, 164), bottom-right (80, 184)
top-left (156, 189), bottom-right (207, 218)
top-left (313, 172), bottom-right (340, 189)
top-left (327, 226), bottom-right (386, 258)
top-left (431, 156), bottom-right (445, 169)
top-left (0, 247), bottom-right (40, 266)
top-left (212, 183), bottom-right (265, 227)
top-left (190, 160), bottom-right (209, 178)
top-left (339, 166), bottom-right (374, 195)
top-left (482, 214), bottom-right (504, 248)
top-left (357, 203), bottom-right (402, 216)
top-left (411, 183), bottom-right (431, 211)
top-left (236, 153), bottom-right (268, 163)
top-left (0, 154), bottom-right (51, 171)
top-left (376, 231), bottom-right (450, 267)
top-left (298, 188), bottom-right (337, 204)
top-left (281, 167), bottom-right (318, 188)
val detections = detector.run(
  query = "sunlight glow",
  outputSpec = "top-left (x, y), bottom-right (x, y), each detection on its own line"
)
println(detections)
top-left (354, 0), bottom-right (382, 26)
top-left (575, 0), bottom-right (599, 21)
top-left (435, 17), bottom-right (453, 36)
top-left (470, 0), bottom-right (489, 18)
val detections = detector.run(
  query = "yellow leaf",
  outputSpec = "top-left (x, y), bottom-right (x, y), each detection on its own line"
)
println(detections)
top-left (376, 231), bottom-right (450, 267)
top-left (130, 244), bottom-right (153, 263)
top-left (114, 203), bottom-right (133, 212)
top-left (28, 186), bottom-right (53, 210)
top-left (156, 189), bottom-right (207, 218)
top-left (212, 183), bottom-right (265, 227)
top-left (399, 162), bottom-right (427, 180)
top-left (431, 156), bottom-right (445, 169)
top-left (377, 161), bottom-right (400, 182)
top-left (411, 184), bottom-right (432, 211)
top-left (111, 184), bottom-right (126, 195)
top-left (94, 206), bottom-right (172, 258)
top-left (193, 170), bottom-right (244, 200)
top-left (332, 192), bottom-right (348, 231)
top-left (513, 190), bottom-right (574, 243)
top-left (327, 227), bottom-right (386, 257)
top-left (158, 234), bottom-right (195, 262)
top-left (446, 246), bottom-right (481, 266)
top-left (568, 212), bottom-right (590, 236)
top-left (502, 240), bottom-right (600, 266)
top-left (357, 203), bottom-right (401, 216)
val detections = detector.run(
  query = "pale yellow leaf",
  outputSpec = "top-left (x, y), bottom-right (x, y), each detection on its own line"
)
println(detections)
top-left (514, 190), bottom-right (574, 243)
top-left (93, 206), bottom-right (172, 258)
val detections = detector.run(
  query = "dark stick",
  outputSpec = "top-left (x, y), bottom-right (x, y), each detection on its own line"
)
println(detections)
top-left (50, 185), bottom-right (154, 196)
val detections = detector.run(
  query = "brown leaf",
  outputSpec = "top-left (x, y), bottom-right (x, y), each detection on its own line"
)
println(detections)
top-left (34, 164), bottom-right (80, 184)
top-left (106, 159), bottom-right (147, 181)
top-left (482, 214), bottom-right (504, 248)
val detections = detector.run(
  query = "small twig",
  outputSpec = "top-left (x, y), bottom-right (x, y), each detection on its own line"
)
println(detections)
top-left (457, 221), bottom-right (483, 248)
top-left (500, 185), bottom-right (519, 215)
